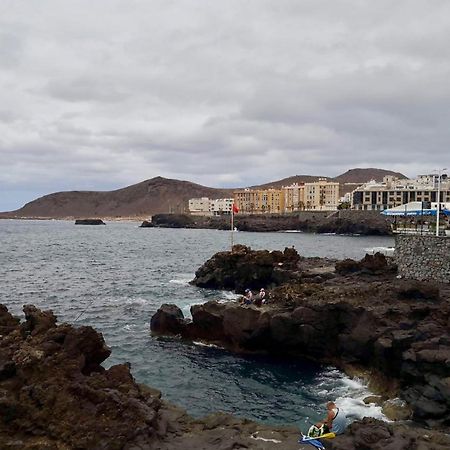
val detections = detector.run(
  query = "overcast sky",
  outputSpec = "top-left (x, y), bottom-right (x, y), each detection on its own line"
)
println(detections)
top-left (1, 0), bottom-right (450, 211)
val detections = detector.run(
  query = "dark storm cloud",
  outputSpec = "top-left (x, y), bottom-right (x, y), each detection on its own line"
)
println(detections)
top-left (1, 0), bottom-right (450, 210)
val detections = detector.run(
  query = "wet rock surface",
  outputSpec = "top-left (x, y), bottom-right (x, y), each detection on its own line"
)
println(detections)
top-left (153, 247), bottom-right (450, 431)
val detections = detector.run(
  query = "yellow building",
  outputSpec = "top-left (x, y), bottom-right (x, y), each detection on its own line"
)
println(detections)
top-left (234, 179), bottom-right (340, 214)
top-left (282, 183), bottom-right (306, 212)
top-left (233, 188), bottom-right (285, 214)
top-left (304, 179), bottom-right (340, 210)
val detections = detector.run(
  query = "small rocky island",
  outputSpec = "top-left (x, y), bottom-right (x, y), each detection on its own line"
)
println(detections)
top-left (151, 245), bottom-right (450, 449)
top-left (75, 218), bottom-right (106, 225)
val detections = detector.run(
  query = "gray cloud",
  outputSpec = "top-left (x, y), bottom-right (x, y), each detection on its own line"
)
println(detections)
top-left (1, 0), bottom-right (450, 210)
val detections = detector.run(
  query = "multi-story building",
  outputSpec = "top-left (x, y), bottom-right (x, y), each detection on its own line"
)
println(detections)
top-left (210, 198), bottom-right (234, 215)
top-left (282, 183), bottom-right (305, 212)
top-left (234, 179), bottom-right (340, 214)
top-left (304, 179), bottom-right (340, 211)
top-left (188, 197), bottom-right (234, 216)
top-left (233, 189), bottom-right (285, 214)
top-left (352, 174), bottom-right (450, 210)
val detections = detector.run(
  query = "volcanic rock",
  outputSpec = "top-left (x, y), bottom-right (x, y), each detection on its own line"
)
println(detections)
top-left (75, 218), bottom-right (105, 225)
top-left (153, 250), bottom-right (450, 428)
top-left (191, 245), bottom-right (302, 292)
top-left (150, 304), bottom-right (186, 335)
top-left (328, 417), bottom-right (450, 450)
top-left (335, 252), bottom-right (396, 275)
top-left (0, 304), bottom-right (310, 449)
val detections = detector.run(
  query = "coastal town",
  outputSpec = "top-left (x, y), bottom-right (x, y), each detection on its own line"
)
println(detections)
top-left (188, 173), bottom-right (450, 215)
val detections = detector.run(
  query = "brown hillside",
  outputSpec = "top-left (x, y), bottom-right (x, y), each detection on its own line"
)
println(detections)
top-left (334, 168), bottom-right (407, 184)
top-left (0, 177), bottom-right (233, 219)
top-left (0, 168), bottom-right (409, 219)
top-left (251, 175), bottom-right (326, 189)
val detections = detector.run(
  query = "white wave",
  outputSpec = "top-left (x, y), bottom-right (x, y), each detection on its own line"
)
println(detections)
top-left (220, 291), bottom-right (240, 301)
top-left (169, 277), bottom-right (193, 286)
top-left (316, 368), bottom-right (387, 422)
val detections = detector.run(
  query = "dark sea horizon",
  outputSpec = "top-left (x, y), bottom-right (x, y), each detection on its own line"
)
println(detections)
top-left (0, 219), bottom-right (394, 430)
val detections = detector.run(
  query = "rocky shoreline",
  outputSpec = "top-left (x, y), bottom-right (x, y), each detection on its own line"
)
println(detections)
top-left (1, 296), bottom-right (449, 449)
top-left (1, 304), bottom-right (308, 449)
top-left (141, 210), bottom-right (392, 235)
top-left (151, 245), bottom-right (450, 448)
top-left (2, 248), bottom-right (449, 449)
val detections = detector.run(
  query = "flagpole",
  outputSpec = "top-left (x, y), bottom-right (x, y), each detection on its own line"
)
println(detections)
top-left (231, 207), bottom-right (234, 250)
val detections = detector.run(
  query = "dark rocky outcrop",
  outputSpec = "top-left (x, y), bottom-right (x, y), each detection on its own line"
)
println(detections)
top-left (143, 214), bottom-right (196, 228)
top-left (75, 218), bottom-right (106, 225)
top-left (335, 253), bottom-right (397, 275)
top-left (191, 245), bottom-right (304, 292)
top-left (0, 304), bottom-right (310, 449)
top-left (153, 250), bottom-right (450, 430)
top-left (144, 210), bottom-right (392, 235)
top-left (3, 303), bottom-right (448, 448)
top-left (328, 417), bottom-right (450, 450)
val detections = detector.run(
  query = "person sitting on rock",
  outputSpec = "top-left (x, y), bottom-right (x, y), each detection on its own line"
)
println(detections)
top-left (259, 288), bottom-right (266, 303)
top-left (243, 289), bottom-right (253, 305)
top-left (308, 401), bottom-right (347, 437)
top-left (253, 288), bottom-right (266, 307)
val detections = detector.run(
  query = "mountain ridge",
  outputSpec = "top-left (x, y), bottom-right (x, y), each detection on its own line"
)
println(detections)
top-left (0, 168), bottom-right (406, 219)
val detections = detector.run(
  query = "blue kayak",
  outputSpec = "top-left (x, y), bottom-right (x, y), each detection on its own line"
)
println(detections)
top-left (298, 435), bottom-right (325, 449)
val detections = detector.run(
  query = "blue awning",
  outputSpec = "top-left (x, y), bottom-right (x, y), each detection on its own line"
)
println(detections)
top-left (381, 208), bottom-right (450, 216)
top-left (381, 209), bottom-right (436, 216)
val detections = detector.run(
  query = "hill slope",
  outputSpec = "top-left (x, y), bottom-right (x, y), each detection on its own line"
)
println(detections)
top-left (334, 168), bottom-right (407, 184)
top-left (0, 168), bottom-right (408, 219)
top-left (0, 177), bottom-right (233, 219)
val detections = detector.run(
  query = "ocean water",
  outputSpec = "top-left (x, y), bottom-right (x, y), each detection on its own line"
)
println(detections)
top-left (0, 220), bottom-right (394, 430)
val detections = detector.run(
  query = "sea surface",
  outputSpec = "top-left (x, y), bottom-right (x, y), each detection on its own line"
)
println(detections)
top-left (0, 220), bottom-right (395, 430)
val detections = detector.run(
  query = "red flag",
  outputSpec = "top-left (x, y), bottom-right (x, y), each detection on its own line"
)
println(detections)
top-left (232, 204), bottom-right (239, 214)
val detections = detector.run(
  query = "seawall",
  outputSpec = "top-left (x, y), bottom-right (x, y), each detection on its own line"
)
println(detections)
top-left (395, 235), bottom-right (450, 283)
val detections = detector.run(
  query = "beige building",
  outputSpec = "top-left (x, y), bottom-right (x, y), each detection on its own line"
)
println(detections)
top-left (352, 174), bottom-right (450, 210)
top-left (188, 197), bottom-right (211, 216)
top-left (234, 179), bottom-right (340, 214)
top-left (233, 189), bottom-right (285, 214)
top-left (282, 183), bottom-right (306, 212)
top-left (304, 179), bottom-right (340, 211)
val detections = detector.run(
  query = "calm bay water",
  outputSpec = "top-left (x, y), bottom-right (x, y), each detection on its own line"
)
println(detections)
top-left (0, 220), bottom-right (394, 429)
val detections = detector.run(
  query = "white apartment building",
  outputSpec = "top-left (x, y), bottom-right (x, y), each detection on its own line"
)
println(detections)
top-left (188, 197), bottom-right (234, 216)
top-left (352, 174), bottom-right (450, 210)
top-left (210, 198), bottom-right (234, 215)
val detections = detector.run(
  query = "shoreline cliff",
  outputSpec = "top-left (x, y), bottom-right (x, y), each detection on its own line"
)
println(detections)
top-left (142, 210), bottom-right (392, 236)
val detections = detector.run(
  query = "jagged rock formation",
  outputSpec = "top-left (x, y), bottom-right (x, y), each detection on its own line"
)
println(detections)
top-left (153, 248), bottom-right (450, 429)
top-left (328, 417), bottom-right (450, 450)
top-left (145, 210), bottom-right (392, 235)
top-left (191, 245), bottom-right (304, 292)
top-left (1, 300), bottom-right (447, 448)
top-left (0, 303), bottom-right (309, 449)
